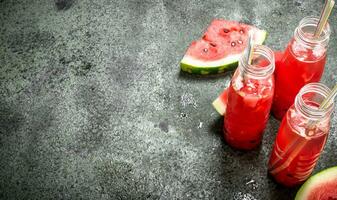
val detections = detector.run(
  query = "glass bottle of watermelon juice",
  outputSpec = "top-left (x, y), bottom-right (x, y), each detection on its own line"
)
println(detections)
top-left (268, 83), bottom-right (334, 187)
top-left (272, 17), bottom-right (331, 120)
top-left (224, 45), bottom-right (275, 150)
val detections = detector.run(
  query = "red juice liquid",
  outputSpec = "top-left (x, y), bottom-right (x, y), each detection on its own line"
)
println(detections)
top-left (272, 38), bottom-right (326, 120)
top-left (224, 71), bottom-right (274, 150)
top-left (268, 105), bottom-right (330, 187)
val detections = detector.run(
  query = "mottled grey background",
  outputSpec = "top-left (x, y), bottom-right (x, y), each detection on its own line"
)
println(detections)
top-left (0, 0), bottom-right (336, 199)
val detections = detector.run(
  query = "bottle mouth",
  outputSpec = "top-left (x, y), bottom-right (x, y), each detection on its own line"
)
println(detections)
top-left (239, 45), bottom-right (275, 78)
top-left (295, 83), bottom-right (334, 120)
top-left (295, 16), bottom-right (331, 48)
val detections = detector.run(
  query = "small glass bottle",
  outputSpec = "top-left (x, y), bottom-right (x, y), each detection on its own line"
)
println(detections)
top-left (268, 83), bottom-right (334, 187)
top-left (272, 16), bottom-right (331, 120)
top-left (224, 45), bottom-right (275, 150)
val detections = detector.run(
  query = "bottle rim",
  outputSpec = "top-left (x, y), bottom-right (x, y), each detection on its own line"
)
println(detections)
top-left (294, 16), bottom-right (331, 48)
top-left (239, 44), bottom-right (275, 78)
top-left (295, 82), bottom-right (334, 120)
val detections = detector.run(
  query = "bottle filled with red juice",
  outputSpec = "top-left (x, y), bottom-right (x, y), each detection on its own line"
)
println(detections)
top-left (224, 45), bottom-right (275, 150)
top-left (268, 83), bottom-right (334, 187)
top-left (272, 17), bottom-right (331, 120)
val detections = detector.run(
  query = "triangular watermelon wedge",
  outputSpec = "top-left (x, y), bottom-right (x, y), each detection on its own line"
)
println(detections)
top-left (212, 87), bottom-right (229, 116)
top-left (181, 19), bottom-right (267, 74)
top-left (212, 84), bottom-right (263, 116)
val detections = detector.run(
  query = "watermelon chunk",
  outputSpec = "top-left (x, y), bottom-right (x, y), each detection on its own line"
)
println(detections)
top-left (295, 166), bottom-right (337, 200)
top-left (181, 19), bottom-right (267, 74)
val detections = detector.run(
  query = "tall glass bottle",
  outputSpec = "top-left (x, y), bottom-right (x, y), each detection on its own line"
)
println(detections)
top-left (272, 17), bottom-right (331, 120)
top-left (268, 83), bottom-right (334, 187)
top-left (224, 45), bottom-right (275, 150)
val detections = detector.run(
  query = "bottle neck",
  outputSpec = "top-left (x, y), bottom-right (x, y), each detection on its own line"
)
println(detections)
top-left (294, 83), bottom-right (333, 121)
top-left (293, 16), bottom-right (330, 50)
top-left (238, 45), bottom-right (275, 78)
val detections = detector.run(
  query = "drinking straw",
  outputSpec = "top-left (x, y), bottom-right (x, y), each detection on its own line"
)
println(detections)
top-left (269, 84), bottom-right (337, 175)
top-left (246, 32), bottom-right (254, 65)
top-left (318, 84), bottom-right (337, 108)
top-left (238, 32), bottom-right (254, 82)
top-left (314, 0), bottom-right (335, 38)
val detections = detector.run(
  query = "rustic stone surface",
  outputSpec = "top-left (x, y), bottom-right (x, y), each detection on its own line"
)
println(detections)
top-left (0, 0), bottom-right (336, 199)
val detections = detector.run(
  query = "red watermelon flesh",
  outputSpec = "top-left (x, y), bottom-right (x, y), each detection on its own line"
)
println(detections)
top-left (187, 39), bottom-right (227, 61)
top-left (307, 181), bottom-right (337, 200)
top-left (186, 20), bottom-right (262, 61)
top-left (203, 20), bottom-right (251, 54)
top-left (181, 19), bottom-right (267, 74)
top-left (295, 166), bottom-right (337, 200)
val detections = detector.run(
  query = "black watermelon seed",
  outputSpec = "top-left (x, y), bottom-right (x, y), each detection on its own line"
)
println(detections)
top-left (223, 28), bottom-right (230, 33)
top-left (239, 29), bottom-right (244, 34)
top-left (210, 42), bottom-right (217, 47)
top-left (231, 42), bottom-right (236, 47)
top-left (238, 40), bottom-right (243, 44)
top-left (203, 48), bottom-right (208, 52)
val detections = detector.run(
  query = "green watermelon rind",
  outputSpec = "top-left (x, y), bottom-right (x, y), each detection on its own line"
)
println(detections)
top-left (295, 166), bottom-right (337, 200)
top-left (181, 57), bottom-right (239, 74)
top-left (180, 29), bottom-right (267, 75)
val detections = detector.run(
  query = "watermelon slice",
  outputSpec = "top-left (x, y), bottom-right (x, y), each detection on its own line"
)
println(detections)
top-left (295, 166), bottom-right (337, 200)
top-left (181, 19), bottom-right (267, 74)
top-left (212, 87), bottom-right (229, 116)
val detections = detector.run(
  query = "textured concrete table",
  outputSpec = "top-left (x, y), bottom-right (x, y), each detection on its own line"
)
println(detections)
top-left (1, 0), bottom-right (336, 199)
